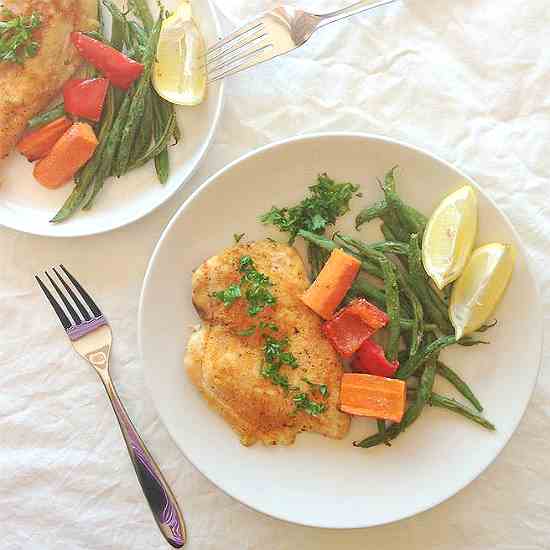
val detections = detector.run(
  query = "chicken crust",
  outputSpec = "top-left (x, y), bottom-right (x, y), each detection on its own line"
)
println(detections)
top-left (185, 239), bottom-right (350, 446)
top-left (0, 0), bottom-right (98, 158)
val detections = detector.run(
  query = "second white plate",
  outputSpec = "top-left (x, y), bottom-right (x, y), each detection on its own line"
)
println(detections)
top-left (139, 133), bottom-right (543, 529)
top-left (0, 0), bottom-right (224, 237)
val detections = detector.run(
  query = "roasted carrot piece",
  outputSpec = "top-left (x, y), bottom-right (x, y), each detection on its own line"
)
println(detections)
top-left (340, 373), bottom-right (406, 423)
top-left (33, 122), bottom-right (98, 189)
top-left (301, 248), bottom-right (361, 320)
top-left (16, 116), bottom-right (73, 161)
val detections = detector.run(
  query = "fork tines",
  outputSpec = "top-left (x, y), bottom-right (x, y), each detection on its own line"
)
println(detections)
top-left (206, 19), bottom-right (272, 83)
top-left (36, 265), bottom-right (106, 340)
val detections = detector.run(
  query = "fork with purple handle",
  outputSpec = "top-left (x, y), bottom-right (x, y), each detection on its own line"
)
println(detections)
top-left (36, 265), bottom-right (186, 548)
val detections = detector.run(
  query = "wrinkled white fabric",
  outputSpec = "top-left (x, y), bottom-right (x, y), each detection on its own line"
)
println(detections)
top-left (2, 1), bottom-right (550, 548)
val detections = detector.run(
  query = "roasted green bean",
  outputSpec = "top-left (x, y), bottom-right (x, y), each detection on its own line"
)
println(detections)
top-left (396, 335), bottom-right (456, 379)
top-left (27, 103), bottom-right (65, 129)
top-left (437, 361), bottom-right (483, 412)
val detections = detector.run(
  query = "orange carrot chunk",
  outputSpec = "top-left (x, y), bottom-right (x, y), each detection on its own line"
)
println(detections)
top-left (33, 122), bottom-right (98, 189)
top-left (340, 373), bottom-right (406, 423)
top-left (301, 249), bottom-right (361, 320)
top-left (16, 116), bottom-right (73, 162)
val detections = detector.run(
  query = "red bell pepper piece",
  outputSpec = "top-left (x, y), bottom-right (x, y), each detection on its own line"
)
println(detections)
top-left (345, 298), bottom-right (389, 330)
top-left (322, 298), bottom-right (390, 358)
top-left (352, 339), bottom-right (399, 378)
top-left (63, 78), bottom-right (109, 122)
top-left (71, 32), bottom-right (144, 90)
top-left (322, 308), bottom-right (374, 358)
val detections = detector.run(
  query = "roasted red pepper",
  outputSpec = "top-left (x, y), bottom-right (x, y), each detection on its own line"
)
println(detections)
top-left (63, 78), bottom-right (109, 122)
top-left (345, 298), bottom-right (389, 330)
top-left (352, 339), bottom-right (399, 378)
top-left (71, 32), bottom-right (144, 90)
top-left (322, 299), bottom-right (389, 358)
top-left (323, 309), bottom-right (374, 358)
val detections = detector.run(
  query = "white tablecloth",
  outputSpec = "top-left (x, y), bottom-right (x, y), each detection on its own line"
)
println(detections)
top-left (2, 1), bottom-right (550, 548)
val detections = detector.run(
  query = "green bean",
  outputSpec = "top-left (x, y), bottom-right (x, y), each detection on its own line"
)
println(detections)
top-left (401, 276), bottom-right (424, 357)
top-left (404, 235), bottom-right (452, 333)
top-left (83, 30), bottom-right (106, 43)
top-left (98, 86), bottom-right (115, 143)
top-left (131, 85), bottom-right (153, 162)
top-left (376, 419), bottom-right (387, 444)
top-left (82, 91), bottom-right (134, 210)
top-left (299, 231), bottom-right (384, 279)
top-left (370, 241), bottom-right (410, 255)
top-left (97, 0), bottom-right (104, 36)
top-left (50, 180), bottom-right (93, 223)
top-left (348, 278), bottom-right (386, 310)
top-left (382, 168), bottom-right (427, 238)
top-left (127, 110), bottom-right (176, 169)
top-left (152, 93), bottom-right (172, 184)
top-left (102, 0), bottom-right (126, 50)
top-left (114, 16), bottom-right (161, 176)
top-left (355, 199), bottom-right (388, 229)
top-left (437, 361), bottom-right (483, 412)
top-left (457, 336), bottom-right (490, 347)
top-left (128, 0), bottom-right (154, 32)
top-left (128, 21), bottom-right (148, 46)
top-left (307, 243), bottom-right (329, 281)
top-left (396, 335), bottom-right (456, 379)
top-left (429, 393), bottom-right (495, 431)
top-left (380, 223), bottom-right (399, 243)
top-left (28, 103), bottom-right (65, 129)
top-left (381, 256), bottom-right (400, 361)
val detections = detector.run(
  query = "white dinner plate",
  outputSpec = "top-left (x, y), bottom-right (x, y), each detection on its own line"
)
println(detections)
top-left (138, 133), bottom-right (543, 529)
top-left (0, 0), bottom-right (224, 237)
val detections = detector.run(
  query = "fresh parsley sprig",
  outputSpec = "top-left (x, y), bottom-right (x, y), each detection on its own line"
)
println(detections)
top-left (0, 9), bottom-right (42, 65)
top-left (260, 174), bottom-right (360, 243)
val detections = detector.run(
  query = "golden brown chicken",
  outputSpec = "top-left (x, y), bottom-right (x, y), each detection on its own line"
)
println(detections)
top-left (185, 239), bottom-right (350, 446)
top-left (0, 0), bottom-right (98, 158)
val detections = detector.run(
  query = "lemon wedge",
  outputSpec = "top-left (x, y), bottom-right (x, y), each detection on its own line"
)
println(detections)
top-left (422, 185), bottom-right (478, 289)
top-left (153, 1), bottom-right (206, 106)
top-left (450, 243), bottom-right (516, 339)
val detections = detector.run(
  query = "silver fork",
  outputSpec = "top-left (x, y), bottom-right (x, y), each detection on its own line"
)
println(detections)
top-left (207, 0), bottom-right (400, 82)
top-left (35, 266), bottom-right (186, 548)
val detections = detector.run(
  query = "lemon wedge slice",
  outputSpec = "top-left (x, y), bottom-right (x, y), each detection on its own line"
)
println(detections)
top-left (153, 1), bottom-right (206, 106)
top-left (450, 243), bottom-right (516, 339)
top-left (422, 185), bottom-right (478, 289)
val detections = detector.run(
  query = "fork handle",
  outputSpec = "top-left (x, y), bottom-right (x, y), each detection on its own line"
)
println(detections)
top-left (319, 0), bottom-right (399, 27)
top-left (98, 371), bottom-right (186, 548)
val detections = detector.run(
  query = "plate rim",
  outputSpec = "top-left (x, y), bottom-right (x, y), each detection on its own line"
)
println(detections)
top-left (138, 131), bottom-right (544, 529)
top-left (0, 0), bottom-right (225, 239)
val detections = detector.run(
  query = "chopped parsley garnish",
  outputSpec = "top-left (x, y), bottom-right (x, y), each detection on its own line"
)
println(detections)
top-left (293, 393), bottom-right (327, 416)
top-left (261, 364), bottom-right (292, 392)
top-left (261, 336), bottom-right (299, 392)
top-left (302, 378), bottom-right (329, 399)
top-left (214, 256), bottom-right (276, 316)
top-left (214, 283), bottom-right (241, 307)
top-left (214, 255), bottom-right (326, 415)
top-left (260, 174), bottom-right (360, 243)
top-left (0, 9), bottom-right (42, 65)
top-left (236, 326), bottom-right (256, 337)
top-left (233, 232), bottom-right (245, 243)
top-left (239, 256), bottom-right (276, 316)
top-left (263, 337), bottom-right (298, 368)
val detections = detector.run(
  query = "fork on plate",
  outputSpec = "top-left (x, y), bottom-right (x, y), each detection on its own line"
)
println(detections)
top-left (36, 266), bottom-right (186, 548)
top-left (207, 0), bottom-right (400, 82)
